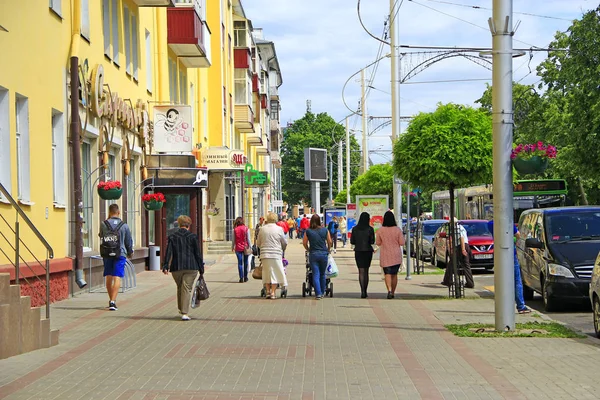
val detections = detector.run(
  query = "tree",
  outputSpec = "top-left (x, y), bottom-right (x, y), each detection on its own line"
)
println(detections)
top-left (281, 112), bottom-right (361, 205)
top-left (349, 164), bottom-right (394, 202)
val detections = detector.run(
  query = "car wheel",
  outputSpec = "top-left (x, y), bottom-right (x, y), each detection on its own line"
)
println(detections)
top-left (542, 276), bottom-right (559, 312)
top-left (594, 296), bottom-right (600, 339)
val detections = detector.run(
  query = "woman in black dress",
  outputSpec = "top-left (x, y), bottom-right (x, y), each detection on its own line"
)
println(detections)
top-left (350, 212), bottom-right (375, 298)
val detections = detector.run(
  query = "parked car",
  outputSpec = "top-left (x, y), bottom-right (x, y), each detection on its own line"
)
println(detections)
top-left (431, 220), bottom-right (494, 269)
top-left (590, 254), bottom-right (600, 338)
top-left (517, 206), bottom-right (600, 312)
top-left (403, 221), bottom-right (417, 255)
top-left (414, 219), bottom-right (446, 261)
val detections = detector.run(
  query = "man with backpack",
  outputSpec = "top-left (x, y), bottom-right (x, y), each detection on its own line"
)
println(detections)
top-left (99, 204), bottom-right (133, 311)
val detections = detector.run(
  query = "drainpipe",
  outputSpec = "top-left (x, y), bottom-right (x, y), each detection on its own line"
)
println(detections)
top-left (69, 0), bottom-right (87, 288)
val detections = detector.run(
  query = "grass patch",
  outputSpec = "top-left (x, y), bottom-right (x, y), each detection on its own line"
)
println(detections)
top-left (416, 268), bottom-right (445, 275)
top-left (532, 313), bottom-right (542, 319)
top-left (445, 321), bottom-right (586, 338)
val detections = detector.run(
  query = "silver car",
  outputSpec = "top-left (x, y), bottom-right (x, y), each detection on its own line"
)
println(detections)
top-left (414, 219), bottom-right (446, 261)
top-left (590, 253), bottom-right (600, 338)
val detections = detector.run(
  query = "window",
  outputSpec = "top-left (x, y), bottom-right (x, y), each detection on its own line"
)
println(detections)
top-left (126, 158), bottom-right (138, 246)
top-left (145, 30), bottom-right (153, 92)
top-left (203, 98), bottom-right (208, 140)
top-left (0, 87), bottom-right (10, 198)
top-left (52, 110), bottom-right (66, 206)
top-left (190, 83), bottom-right (195, 131)
top-left (102, 0), bottom-right (110, 57)
top-left (81, 142), bottom-right (92, 250)
top-left (105, 152), bottom-right (117, 210)
top-left (112, 0), bottom-right (120, 65)
top-left (15, 94), bottom-right (30, 203)
top-left (270, 100), bottom-right (279, 122)
top-left (168, 59), bottom-right (177, 102)
top-left (49, 0), bottom-right (62, 17)
top-left (102, 0), bottom-right (121, 64)
top-left (234, 69), bottom-right (251, 105)
top-left (131, 14), bottom-right (139, 80)
top-left (179, 70), bottom-right (187, 104)
top-left (81, 0), bottom-right (90, 40)
top-left (233, 21), bottom-right (247, 47)
top-left (124, 6), bottom-right (131, 75)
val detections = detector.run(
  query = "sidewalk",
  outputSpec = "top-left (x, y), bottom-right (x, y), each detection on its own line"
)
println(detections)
top-left (1, 240), bottom-right (599, 400)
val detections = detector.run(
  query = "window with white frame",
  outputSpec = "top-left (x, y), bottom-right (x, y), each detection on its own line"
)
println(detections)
top-left (102, 0), bottom-right (110, 57)
top-left (81, 142), bottom-right (93, 250)
top-left (203, 97), bottom-right (208, 140)
top-left (190, 83), bottom-right (195, 132)
top-left (124, 6), bottom-right (131, 75)
top-left (81, 0), bottom-right (90, 40)
top-left (233, 21), bottom-right (247, 47)
top-left (126, 157), bottom-right (138, 246)
top-left (168, 59), bottom-right (177, 102)
top-left (179, 70), bottom-right (187, 104)
top-left (111, 0), bottom-right (120, 65)
top-left (0, 87), bottom-right (10, 198)
top-left (102, 0), bottom-right (121, 65)
top-left (131, 14), bottom-right (139, 80)
top-left (15, 94), bottom-right (30, 203)
top-left (234, 69), bottom-right (251, 106)
top-left (52, 110), bottom-right (66, 206)
top-left (145, 30), bottom-right (153, 92)
top-left (49, 0), bottom-right (62, 17)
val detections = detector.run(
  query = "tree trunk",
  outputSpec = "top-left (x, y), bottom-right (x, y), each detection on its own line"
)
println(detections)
top-left (449, 184), bottom-right (460, 298)
top-left (577, 177), bottom-right (588, 205)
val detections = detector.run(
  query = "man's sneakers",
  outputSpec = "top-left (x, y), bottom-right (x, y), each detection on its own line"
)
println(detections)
top-left (108, 301), bottom-right (118, 311)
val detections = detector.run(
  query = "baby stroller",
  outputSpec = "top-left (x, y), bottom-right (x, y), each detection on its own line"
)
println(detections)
top-left (302, 251), bottom-right (333, 297)
top-left (260, 257), bottom-right (288, 298)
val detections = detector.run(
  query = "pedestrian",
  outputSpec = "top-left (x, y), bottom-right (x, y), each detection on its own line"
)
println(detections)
top-left (99, 204), bottom-right (133, 311)
top-left (277, 215), bottom-right (289, 235)
top-left (162, 215), bottom-right (204, 321)
top-left (254, 216), bottom-right (265, 245)
top-left (303, 214), bottom-right (332, 300)
top-left (339, 216), bottom-right (348, 248)
top-left (300, 214), bottom-right (310, 239)
top-left (351, 212), bottom-right (375, 298)
top-left (256, 212), bottom-right (288, 299)
top-left (287, 217), bottom-right (295, 239)
top-left (327, 216), bottom-right (339, 253)
top-left (376, 211), bottom-right (406, 299)
top-left (441, 218), bottom-right (474, 289)
top-left (488, 220), bottom-right (531, 314)
top-left (296, 215), bottom-right (302, 238)
top-left (232, 217), bottom-right (251, 283)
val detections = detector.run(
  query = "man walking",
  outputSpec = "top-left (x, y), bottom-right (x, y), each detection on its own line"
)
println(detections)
top-left (162, 215), bottom-right (205, 321)
top-left (99, 204), bottom-right (133, 311)
top-left (441, 218), bottom-right (474, 289)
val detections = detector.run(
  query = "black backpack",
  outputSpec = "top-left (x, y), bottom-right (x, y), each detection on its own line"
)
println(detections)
top-left (100, 220), bottom-right (125, 258)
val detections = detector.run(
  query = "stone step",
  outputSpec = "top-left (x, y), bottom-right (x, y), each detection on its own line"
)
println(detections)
top-left (205, 250), bottom-right (232, 256)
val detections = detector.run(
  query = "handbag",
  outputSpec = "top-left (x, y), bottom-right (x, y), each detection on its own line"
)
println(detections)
top-left (191, 276), bottom-right (209, 308)
top-left (252, 262), bottom-right (263, 279)
top-left (244, 246), bottom-right (253, 256)
top-left (326, 254), bottom-right (339, 278)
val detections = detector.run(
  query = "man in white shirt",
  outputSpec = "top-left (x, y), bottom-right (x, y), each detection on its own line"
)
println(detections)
top-left (441, 218), bottom-right (474, 289)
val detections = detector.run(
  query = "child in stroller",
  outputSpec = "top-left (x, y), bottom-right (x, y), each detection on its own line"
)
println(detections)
top-left (302, 251), bottom-right (333, 298)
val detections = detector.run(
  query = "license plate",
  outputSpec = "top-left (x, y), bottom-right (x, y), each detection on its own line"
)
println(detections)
top-left (474, 254), bottom-right (493, 259)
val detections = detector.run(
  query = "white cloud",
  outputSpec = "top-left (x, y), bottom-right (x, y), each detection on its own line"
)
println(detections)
top-left (242, 0), bottom-right (594, 165)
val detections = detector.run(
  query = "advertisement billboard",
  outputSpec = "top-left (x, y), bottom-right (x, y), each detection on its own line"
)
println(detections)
top-left (324, 207), bottom-right (346, 239)
top-left (355, 195), bottom-right (389, 233)
top-left (153, 105), bottom-right (193, 152)
top-left (304, 148), bottom-right (328, 181)
top-left (346, 203), bottom-right (357, 238)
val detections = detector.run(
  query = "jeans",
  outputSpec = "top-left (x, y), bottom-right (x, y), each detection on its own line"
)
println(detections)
top-left (309, 252), bottom-right (328, 297)
top-left (341, 233), bottom-right (347, 246)
top-left (289, 228), bottom-right (294, 239)
top-left (514, 251), bottom-right (526, 311)
top-left (235, 251), bottom-right (248, 279)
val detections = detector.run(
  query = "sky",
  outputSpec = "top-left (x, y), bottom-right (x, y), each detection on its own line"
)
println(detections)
top-left (244, 0), bottom-right (596, 165)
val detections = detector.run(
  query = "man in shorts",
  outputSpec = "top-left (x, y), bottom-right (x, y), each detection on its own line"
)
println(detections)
top-left (100, 204), bottom-right (133, 311)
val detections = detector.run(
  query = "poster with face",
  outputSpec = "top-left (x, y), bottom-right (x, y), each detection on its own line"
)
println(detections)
top-left (153, 105), bottom-right (193, 152)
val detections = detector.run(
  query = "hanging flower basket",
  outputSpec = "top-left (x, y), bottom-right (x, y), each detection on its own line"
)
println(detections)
top-left (206, 207), bottom-right (220, 217)
top-left (97, 181), bottom-right (122, 200)
top-left (511, 142), bottom-right (557, 175)
top-left (142, 193), bottom-right (166, 211)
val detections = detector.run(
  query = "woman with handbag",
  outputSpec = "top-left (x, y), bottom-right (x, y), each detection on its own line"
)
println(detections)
top-left (232, 217), bottom-right (252, 283)
top-left (303, 214), bottom-right (332, 300)
top-left (351, 212), bottom-right (375, 298)
top-left (376, 211), bottom-right (406, 299)
top-left (256, 212), bottom-right (288, 299)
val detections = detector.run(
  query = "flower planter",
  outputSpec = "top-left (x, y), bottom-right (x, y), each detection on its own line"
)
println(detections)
top-left (144, 200), bottom-right (164, 211)
top-left (512, 156), bottom-right (549, 175)
top-left (97, 187), bottom-right (123, 200)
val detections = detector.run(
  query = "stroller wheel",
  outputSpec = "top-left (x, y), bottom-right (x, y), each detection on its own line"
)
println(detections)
top-left (260, 287), bottom-right (266, 297)
top-left (302, 282), bottom-right (306, 297)
top-left (329, 282), bottom-right (334, 297)
top-left (281, 288), bottom-right (287, 298)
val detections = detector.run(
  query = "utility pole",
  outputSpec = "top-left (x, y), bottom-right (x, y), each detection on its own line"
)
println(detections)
top-left (346, 118), bottom-right (351, 204)
top-left (405, 188), bottom-right (412, 280)
top-left (390, 0), bottom-right (402, 223)
top-left (338, 141), bottom-right (343, 193)
top-left (361, 69), bottom-right (368, 173)
top-left (491, 0), bottom-right (515, 331)
top-left (329, 155), bottom-right (333, 203)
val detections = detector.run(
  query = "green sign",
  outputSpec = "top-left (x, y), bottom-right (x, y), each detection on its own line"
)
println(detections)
top-left (244, 163), bottom-right (270, 187)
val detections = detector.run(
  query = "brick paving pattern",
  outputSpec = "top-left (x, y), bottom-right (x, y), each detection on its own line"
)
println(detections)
top-left (1, 241), bottom-right (600, 399)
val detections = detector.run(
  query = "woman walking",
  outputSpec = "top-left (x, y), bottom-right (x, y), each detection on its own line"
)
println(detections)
top-left (376, 211), bottom-right (406, 299)
top-left (162, 215), bottom-right (204, 321)
top-left (327, 217), bottom-right (339, 253)
top-left (350, 212), bottom-right (375, 298)
top-left (232, 217), bottom-right (251, 282)
top-left (256, 212), bottom-right (288, 299)
top-left (339, 216), bottom-right (348, 248)
top-left (303, 214), bottom-right (332, 299)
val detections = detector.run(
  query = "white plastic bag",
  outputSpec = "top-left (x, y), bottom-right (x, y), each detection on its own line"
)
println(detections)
top-left (326, 254), bottom-right (339, 278)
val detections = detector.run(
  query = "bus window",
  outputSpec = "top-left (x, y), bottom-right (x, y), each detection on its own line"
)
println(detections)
top-left (466, 201), bottom-right (478, 219)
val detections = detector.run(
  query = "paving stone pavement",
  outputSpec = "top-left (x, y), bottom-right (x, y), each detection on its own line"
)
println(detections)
top-left (1, 240), bottom-right (600, 400)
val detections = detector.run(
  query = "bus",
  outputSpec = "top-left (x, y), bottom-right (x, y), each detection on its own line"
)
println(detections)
top-left (432, 179), bottom-right (569, 222)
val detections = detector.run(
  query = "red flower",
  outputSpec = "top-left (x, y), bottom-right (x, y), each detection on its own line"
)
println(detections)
top-left (98, 180), bottom-right (122, 190)
top-left (142, 193), bottom-right (166, 203)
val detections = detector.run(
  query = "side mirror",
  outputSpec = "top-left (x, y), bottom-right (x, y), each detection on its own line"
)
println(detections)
top-left (525, 238), bottom-right (544, 249)
top-left (439, 232), bottom-right (447, 238)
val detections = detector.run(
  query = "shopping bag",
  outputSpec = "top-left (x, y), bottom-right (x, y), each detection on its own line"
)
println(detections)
top-left (326, 254), bottom-right (339, 278)
top-left (191, 276), bottom-right (209, 308)
top-left (252, 263), bottom-right (263, 280)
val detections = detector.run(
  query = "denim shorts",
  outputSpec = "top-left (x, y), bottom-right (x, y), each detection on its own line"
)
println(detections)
top-left (103, 256), bottom-right (127, 278)
top-left (382, 264), bottom-right (400, 275)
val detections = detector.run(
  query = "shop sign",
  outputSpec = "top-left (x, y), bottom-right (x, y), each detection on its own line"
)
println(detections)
top-left (244, 163), bottom-right (269, 187)
top-left (153, 105), bottom-right (193, 152)
top-left (89, 64), bottom-right (150, 137)
top-left (202, 147), bottom-right (246, 170)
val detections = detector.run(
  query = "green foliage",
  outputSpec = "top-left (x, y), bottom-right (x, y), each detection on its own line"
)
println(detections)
top-left (334, 189), bottom-right (348, 204)
top-left (392, 103), bottom-right (493, 190)
top-left (445, 322), bottom-right (585, 338)
top-left (280, 112), bottom-right (361, 205)
top-left (349, 164), bottom-right (394, 202)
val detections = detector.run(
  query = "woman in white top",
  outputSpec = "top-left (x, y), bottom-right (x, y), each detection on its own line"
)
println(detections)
top-left (256, 212), bottom-right (288, 299)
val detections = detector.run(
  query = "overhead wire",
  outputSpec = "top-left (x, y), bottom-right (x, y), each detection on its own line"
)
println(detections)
top-left (418, 0), bottom-right (573, 21)
top-left (357, 0), bottom-right (390, 45)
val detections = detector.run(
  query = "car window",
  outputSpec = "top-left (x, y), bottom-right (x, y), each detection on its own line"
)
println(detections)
top-left (423, 223), bottom-right (443, 235)
top-left (460, 222), bottom-right (491, 236)
top-left (519, 213), bottom-right (532, 238)
top-left (531, 214), bottom-right (543, 240)
top-left (547, 211), bottom-right (600, 242)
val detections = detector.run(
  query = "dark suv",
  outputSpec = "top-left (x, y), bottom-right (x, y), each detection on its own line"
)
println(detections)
top-left (517, 206), bottom-right (600, 311)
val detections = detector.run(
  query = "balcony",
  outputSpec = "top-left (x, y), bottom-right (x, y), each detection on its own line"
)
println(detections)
top-left (234, 104), bottom-right (254, 133)
top-left (246, 124), bottom-right (263, 147)
top-left (271, 151), bottom-right (282, 168)
top-left (167, 1), bottom-right (211, 68)
top-left (270, 119), bottom-right (282, 140)
top-left (252, 73), bottom-right (260, 93)
top-left (234, 48), bottom-right (252, 70)
top-left (269, 86), bottom-right (279, 100)
top-left (132, 0), bottom-right (174, 6)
